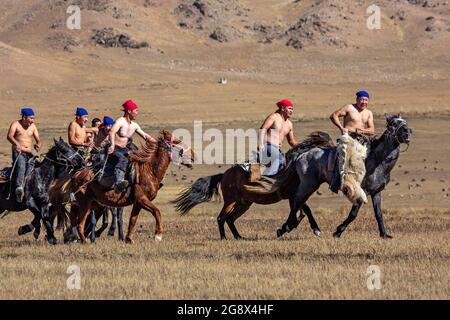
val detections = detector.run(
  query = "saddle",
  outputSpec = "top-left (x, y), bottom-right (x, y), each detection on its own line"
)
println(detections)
top-left (239, 158), bottom-right (299, 201)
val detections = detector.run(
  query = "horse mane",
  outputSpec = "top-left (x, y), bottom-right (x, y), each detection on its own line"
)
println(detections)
top-left (288, 131), bottom-right (335, 158)
top-left (128, 138), bottom-right (163, 164)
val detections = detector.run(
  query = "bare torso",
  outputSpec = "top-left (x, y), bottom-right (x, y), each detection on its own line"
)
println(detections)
top-left (94, 127), bottom-right (110, 149)
top-left (114, 117), bottom-right (140, 148)
top-left (265, 113), bottom-right (293, 147)
top-left (12, 121), bottom-right (35, 153)
top-left (68, 121), bottom-right (87, 146)
top-left (343, 104), bottom-right (372, 132)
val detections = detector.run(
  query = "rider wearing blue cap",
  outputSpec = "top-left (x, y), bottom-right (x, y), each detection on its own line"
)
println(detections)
top-left (330, 90), bottom-right (374, 136)
top-left (6, 107), bottom-right (42, 202)
top-left (329, 90), bottom-right (375, 196)
top-left (68, 107), bottom-right (98, 157)
top-left (94, 116), bottom-right (115, 150)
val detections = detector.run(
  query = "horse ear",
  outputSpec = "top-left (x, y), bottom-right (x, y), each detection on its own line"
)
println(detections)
top-left (59, 137), bottom-right (63, 142)
top-left (53, 138), bottom-right (58, 144)
top-left (397, 113), bottom-right (401, 118)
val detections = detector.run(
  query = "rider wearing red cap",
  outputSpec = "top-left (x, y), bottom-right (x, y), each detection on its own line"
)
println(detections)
top-left (107, 99), bottom-right (156, 193)
top-left (258, 99), bottom-right (298, 175)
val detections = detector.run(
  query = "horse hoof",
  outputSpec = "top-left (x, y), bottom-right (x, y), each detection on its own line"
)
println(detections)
top-left (125, 238), bottom-right (134, 244)
top-left (381, 234), bottom-right (393, 239)
top-left (313, 229), bottom-right (321, 237)
top-left (18, 227), bottom-right (25, 236)
top-left (33, 230), bottom-right (40, 240)
top-left (46, 236), bottom-right (58, 245)
top-left (333, 231), bottom-right (341, 238)
top-left (154, 234), bottom-right (163, 242)
top-left (276, 229), bottom-right (284, 238)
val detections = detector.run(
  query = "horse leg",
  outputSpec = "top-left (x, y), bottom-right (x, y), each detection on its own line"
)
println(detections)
top-left (138, 197), bottom-right (163, 242)
top-left (76, 203), bottom-right (92, 244)
top-left (333, 202), bottom-right (363, 238)
top-left (372, 192), bottom-right (392, 239)
top-left (89, 209), bottom-right (96, 243)
top-left (277, 184), bottom-right (316, 238)
top-left (117, 208), bottom-right (124, 241)
top-left (125, 204), bottom-right (142, 244)
top-left (226, 201), bottom-right (252, 240)
top-left (18, 220), bottom-right (36, 236)
top-left (64, 208), bottom-right (79, 244)
top-left (217, 202), bottom-right (236, 240)
top-left (41, 204), bottom-right (58, 245)
top-left (23, 198), bottom-right (42, 240)
top-left (94, 207), bottom-right (108, 238)
top-left (108, 208), bottom-right (116, 238)
top-left (301, 204), bottom-right (321, 237)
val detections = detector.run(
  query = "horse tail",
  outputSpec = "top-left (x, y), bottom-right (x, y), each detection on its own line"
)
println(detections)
top-left (172, 173), bottom-right (223, 215)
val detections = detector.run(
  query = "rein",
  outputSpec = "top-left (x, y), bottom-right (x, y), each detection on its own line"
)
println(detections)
top-left (385, 120), bottom-right (410, 153)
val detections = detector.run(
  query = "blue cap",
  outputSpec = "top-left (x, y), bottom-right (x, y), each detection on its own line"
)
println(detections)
top-left (75, 107), bottom-right (89, 117)
top-left (356, 91), bottom-right (369, 99)
top-left (21, 107), bottom-right (35, 117)
top-left (103, 116), bottom-right (115, 126)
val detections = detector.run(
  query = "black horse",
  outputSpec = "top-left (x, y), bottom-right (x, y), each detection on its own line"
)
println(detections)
top-left (277, 114), bottom-right (412, 238)
top-left (84, 207), bottom-right (125, 242)
top-left (0, 138), bottom-right (85, 244)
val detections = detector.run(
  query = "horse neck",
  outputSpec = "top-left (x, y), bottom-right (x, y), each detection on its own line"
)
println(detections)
top-left (370, 131), bottom-right (400, 163)
top-left (33, 155), bottom-right (56, 184)
top-left (142, 142), bottom-right (170, 182)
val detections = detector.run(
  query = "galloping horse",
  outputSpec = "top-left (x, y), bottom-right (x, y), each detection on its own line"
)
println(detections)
top-left (0, 138), bottom-right (84, 244)
top-left (277, 114), bottom-right (412, 238)
top-left (53, 130), bottom-right (194, 243)
top-left (172, 132), bottom-right (334, 240)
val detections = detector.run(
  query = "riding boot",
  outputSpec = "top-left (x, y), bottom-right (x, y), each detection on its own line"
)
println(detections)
top-left (114, 168), bottom-right (129, 193)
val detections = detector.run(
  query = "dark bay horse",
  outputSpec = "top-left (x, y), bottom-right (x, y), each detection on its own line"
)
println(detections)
top-left (172, 133), bottom-right (334, 240)
top-left (0, 138), bottom-right (84, 244)
top-left (277, 114), bottom-right (412, 238)
top-left (53, 130), bottom-right (194, 243)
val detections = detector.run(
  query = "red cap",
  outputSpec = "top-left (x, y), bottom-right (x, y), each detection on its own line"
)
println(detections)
top-left (276, 99), bottom-right (293, 109)
top-left (122, 99), bottom-right (138, 111)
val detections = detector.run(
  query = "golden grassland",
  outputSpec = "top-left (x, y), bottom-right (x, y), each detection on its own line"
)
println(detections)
top-left (0, 115), bottom-right (449, 300)
top-left (0, 205), bottom-right (448, 300)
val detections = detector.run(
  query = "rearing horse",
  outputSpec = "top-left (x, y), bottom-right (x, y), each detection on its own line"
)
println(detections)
top-left (53, 130), bottom-right (194, 243)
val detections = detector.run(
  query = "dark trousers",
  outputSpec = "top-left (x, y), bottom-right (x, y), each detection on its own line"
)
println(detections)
top-left (12, 149), bottom-right (33, 189)
top-left (113, 146), bottom-right (130, 172)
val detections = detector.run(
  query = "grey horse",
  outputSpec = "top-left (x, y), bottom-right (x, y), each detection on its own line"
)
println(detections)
top-left (277, 114), bottom-right (412, 238)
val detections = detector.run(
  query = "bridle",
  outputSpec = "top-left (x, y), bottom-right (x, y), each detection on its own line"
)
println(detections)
top-left (385, 118), bottom-right (410, 152)
top-left (163, 138), bottom-right (189, 165)
top-left (44, 148), bottom-right (84, 172)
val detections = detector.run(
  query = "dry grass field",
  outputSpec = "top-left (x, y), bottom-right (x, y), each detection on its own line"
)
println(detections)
top-left (0, 0), bottom-right (449, 300)
top-left (0, 117), bottom-right (449, 300)
top-left (0, 207), bottom-right (448, 300)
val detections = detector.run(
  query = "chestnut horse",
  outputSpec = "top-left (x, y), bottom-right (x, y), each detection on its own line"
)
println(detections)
top-left (53, 130), bottom-right (194, 243)
top-left (172, 132), bottom-right (334, 240)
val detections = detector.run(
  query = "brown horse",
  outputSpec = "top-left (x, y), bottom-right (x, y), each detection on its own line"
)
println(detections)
top-left (53, 130), bottom-right (194, 243)
top-left (172, 132), bottom-right (334, 240)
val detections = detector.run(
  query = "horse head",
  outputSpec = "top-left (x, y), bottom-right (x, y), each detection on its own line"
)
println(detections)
top-left (160, 130), bottom-right (195, 168)
top-left (384, 114), bottom-right (412, 144)
top-left (51, 137), bottom-right (85, 170)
